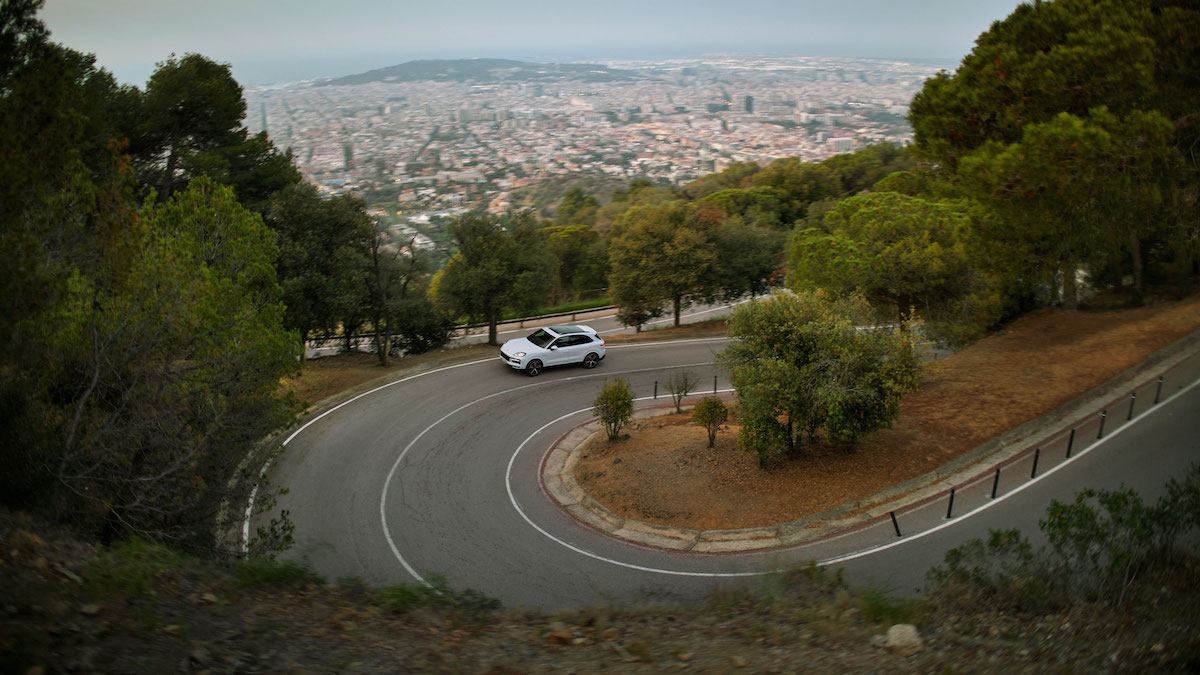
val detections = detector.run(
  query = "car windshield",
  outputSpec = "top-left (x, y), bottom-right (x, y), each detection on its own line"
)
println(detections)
top-left (527, 328), bottom-right (555, 348)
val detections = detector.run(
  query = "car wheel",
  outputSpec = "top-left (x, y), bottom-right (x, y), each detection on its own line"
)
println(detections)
top-left (582, 352), bottom-right (599, 369)
top-left (526, 359), bottom-right (543, 377)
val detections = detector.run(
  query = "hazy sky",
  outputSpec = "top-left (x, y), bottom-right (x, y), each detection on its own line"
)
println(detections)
top-left (41, 0), bottom-right (1026, 86)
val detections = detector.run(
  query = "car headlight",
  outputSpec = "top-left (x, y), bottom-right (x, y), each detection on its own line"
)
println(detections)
top-left (512, 351), bottom-right (526, 359)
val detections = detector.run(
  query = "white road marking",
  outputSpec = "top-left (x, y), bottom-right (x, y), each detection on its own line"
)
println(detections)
top-left (254, 330), bottom-right (1197, 589)
top-left (501, 374), bottom-right (1200, 578)
top-left (504, 392), bottom-right (761, 579)
top-left (243, 356), bottom-right (497, 552)
top-left (245, 338), bottom-right (727, 556)
top-left (816, 374), bottom-right (1200, 566)
top-left (376, 358), bottom-right (719, 586)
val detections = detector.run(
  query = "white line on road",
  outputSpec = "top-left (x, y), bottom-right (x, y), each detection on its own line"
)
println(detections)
top-left (376, 358), bottom-right (719, 586)
top-left (500, 373), bottom-right (1200, 578)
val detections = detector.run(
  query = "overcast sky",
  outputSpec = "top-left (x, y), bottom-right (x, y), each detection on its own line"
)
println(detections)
top-left (41, 0), bottom-right (1026, 86)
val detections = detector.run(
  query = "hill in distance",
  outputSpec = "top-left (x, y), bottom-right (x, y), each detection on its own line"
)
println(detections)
top-left (317, 58), bottom-right (640, 86)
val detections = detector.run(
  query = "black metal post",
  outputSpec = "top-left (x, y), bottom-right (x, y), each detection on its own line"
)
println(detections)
top-left (1155, 376), bottom-right (1163, 404)
top-left (1097, 410), bottom-right (1107, 439)
top-left (1066, 429), bottom-right (1075, 458)
top-left (1031, 448), bottom-right (1040, 478)
top-left (713, 375), bottom-right (718, 394)
top-left (1127, 392), bottom-right (1136, 421)
top-left (653, 381), bottom-right (658, 399)
top-left (991, 467), bottom-right (1001, 499)
top-left (890, 511), bottom-right (901, 537)
top-left (946, 487), bottom-right (955, 519)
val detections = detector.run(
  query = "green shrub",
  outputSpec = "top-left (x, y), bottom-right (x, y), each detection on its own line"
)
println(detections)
top-left (856, 585), bottom-right (922, 625)
top-left (739, 415), bottom-right (786, 469)
top-left (235, 557), bottom-right (324, 588)
top-left (377, 574), bottom-right (500, 615)
top-left (692, 396), bottom-right (728, 447)
top-left (927, 528), bottom-right (1059, 613)
top-left (593, 377), bottom-right (634, 441)
top-left (929, 465), bottom-right (1200, 609)
top-left (84, 537), bottom-right (183, 598)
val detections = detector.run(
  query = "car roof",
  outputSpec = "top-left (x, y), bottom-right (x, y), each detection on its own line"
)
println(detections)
top-left (547, 324), bottom-right (592, 335)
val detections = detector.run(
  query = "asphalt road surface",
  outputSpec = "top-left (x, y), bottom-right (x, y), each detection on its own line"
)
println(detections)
top-left (262, 333), bottom-right (1200, 611)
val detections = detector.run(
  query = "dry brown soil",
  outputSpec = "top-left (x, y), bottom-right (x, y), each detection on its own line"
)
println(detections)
top-left (573, 296), bottom-right (1200, 531)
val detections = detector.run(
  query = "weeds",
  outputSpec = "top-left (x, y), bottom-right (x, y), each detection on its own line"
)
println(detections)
top-left (235, 557), bottom-right (324, 588)
top-left (855, 585), bottom-right (922, 625)
top-left (83, 537), bottom-right (182, 598)
top-left (376, 574), bottom-right (500, 616)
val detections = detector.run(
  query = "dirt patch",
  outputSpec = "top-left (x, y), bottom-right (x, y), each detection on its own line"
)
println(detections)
top-left (574, 297), bottom-right (1200, 531)
top-left (279, 344), bottom-right (496, 408)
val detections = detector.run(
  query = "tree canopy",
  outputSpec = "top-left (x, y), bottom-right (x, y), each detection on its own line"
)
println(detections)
top-left (718, 291), bottom-right (921, 467)
top-left (434, 212), bottom-right (553, 344)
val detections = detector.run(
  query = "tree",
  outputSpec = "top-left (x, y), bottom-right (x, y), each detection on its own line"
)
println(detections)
top-left (699, 186), bottom-right (787, 229)
top-left (910, 0), bottom-right (1157, 166)
top-left (960, 109), bottom-right (1176, 309)
top-left (36, 179), bottom-right (299, 545)
top-left (267, 183), bottom-right (374, 357)
top-left (609, 202), bottom-right (716, 327)
top-left (435, 212), bottom-right (553, 345)
top-left (137, 53), bottom-right (247, 202)
top-left (665, 370), bottom-right (699, 414)
top-left (718, 290), bottom-right (920, 464)
top-left (593, 378), bottom-right (634, 442)
top-left (788, 191), bottom-right (996, 339)
top-left (708, 218), bottom-right (783, 302)
top-left (363, 225), bottom-right (450, 365)
top-left (908, 0), bottom-right (1200, 303)
top-left (0, 3), bottom-right (300, 553)
top-left (744, 157), bottom-right (838, 223)
top-left (692, 397), bottom-right (728, 448)
top-left (555, 186), bottom-right (599, 226)
top-left (542, 224), bottom-right (608, 294)
top-left (683, 162), bottom-right (761, 199)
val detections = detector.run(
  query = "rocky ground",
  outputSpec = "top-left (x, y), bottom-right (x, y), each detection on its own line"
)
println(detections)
top-left (3, 508), bottom-right (1199, 673)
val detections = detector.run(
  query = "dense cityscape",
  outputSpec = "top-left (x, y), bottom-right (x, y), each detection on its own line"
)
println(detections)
top-left (245, 55), bottom-right (944, 218)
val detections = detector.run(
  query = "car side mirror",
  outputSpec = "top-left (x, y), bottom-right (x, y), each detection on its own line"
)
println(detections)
top-left (549, 345), bottom-right (558, 351)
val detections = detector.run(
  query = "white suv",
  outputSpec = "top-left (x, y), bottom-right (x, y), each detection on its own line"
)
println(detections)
top-left (499, 324), bottom-right (606, 376)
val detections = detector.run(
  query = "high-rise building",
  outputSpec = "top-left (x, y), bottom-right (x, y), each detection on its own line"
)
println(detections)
top-left (741, 95), bottom-right (754, 113)
top-left (827, 137), bottom-right (856, 152)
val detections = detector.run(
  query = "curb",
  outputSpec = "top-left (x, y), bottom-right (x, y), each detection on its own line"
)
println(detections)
top-left (540, 326), bottom-right (1200, 553)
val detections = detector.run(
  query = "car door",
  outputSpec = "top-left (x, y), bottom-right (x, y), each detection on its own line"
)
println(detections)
top-left (549, 334), bottom-right (586, 366)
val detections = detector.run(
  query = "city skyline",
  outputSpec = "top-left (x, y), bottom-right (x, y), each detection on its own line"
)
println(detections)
top-left (42, 0), bottom-right (1025, 86)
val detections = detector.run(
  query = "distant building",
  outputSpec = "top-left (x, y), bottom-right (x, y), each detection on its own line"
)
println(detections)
top-left (741, 95), bottom-right (754, 113)
top-left (827, 137), bottom-right (856, 152)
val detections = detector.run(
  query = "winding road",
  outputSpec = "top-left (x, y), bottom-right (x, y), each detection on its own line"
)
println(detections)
top-left (261, 322), bottom-right (1200, 610)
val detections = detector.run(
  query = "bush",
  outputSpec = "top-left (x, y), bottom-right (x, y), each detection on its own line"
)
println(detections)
top-left (391, 297), bottom-right (453, 355)
top-left (692, 396), bottom-right (728, 447)
top-left (84, 538), bottom-right (183, 598)
top-left (593, 377), bottom-right (634, 441)
top-left (739, 415), bottom-right (787, 469)
top-left (666, 370), bottom-right (699, 413)
top-left (929, 465), bottom-right (1200, 609)
top-left (856, 584), bottom-right (923, 625)
top-left (378, 574), bottom-right (500, 615)
top-left (926, 529), bottom-right (1060, 613)
top-left (235, 557), bottom-right (324, 588)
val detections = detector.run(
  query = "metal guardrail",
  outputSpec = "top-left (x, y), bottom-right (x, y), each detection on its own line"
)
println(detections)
top-left (811, 341), bottom-right (1200, 561)
top-left (457, 305), bottom-right (617, 333)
